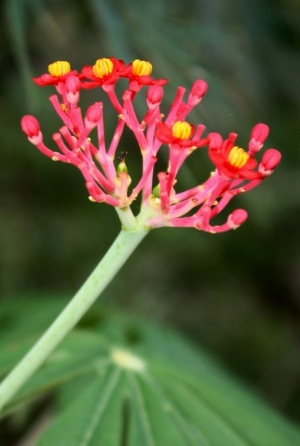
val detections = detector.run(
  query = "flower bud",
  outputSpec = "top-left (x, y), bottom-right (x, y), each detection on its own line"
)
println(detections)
top-left (117, 161), bottom-right (128, 175)
top-left (188, 80), bottom-right (208, 106)
top-left (251, 123), bottom-right (269, 142)
top-left (248, 123), bottom-right (269, 155)
top-left (207, 132), bottom-right (223, 150)
top-left (147, 86), bottom-right (163, 109)
top-left (65, 75), bottom-right (81, 104)
top-left (21, 115), bottom-right (42, 145)
top-left (228, 209), bottom-right (248, 229)
top-left (258, 148), bottom-right (281, 176)
top-left (84, 103), bottom-right (102, 129)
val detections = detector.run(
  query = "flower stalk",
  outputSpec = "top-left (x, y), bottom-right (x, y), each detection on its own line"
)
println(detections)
top-left (0, 208), bottom-right (151, 412)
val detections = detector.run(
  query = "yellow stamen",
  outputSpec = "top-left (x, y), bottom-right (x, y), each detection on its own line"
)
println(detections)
top-left (172, 121), bottom-right (192, 140)
top-left (92, 58), bottom-right (114, 78)
top-left (228, 146), bottom-right (249, 168)
top-left (48, 61), bottom-right (70, 77)
top-left (132, 59), bottom-right (152, 76)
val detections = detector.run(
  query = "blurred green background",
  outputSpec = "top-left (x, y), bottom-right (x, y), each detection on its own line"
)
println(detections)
top-left (1, 0), bottom-right (299, 425)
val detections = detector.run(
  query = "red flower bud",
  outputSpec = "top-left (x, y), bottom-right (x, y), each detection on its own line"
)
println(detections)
top-left (228, 209), bottom-right (248, 229)
top-left (249, 123), bottom-right (269, 155)
top-left (65, 75), bottom-right (80, 93)
top-left (84, 103), bottom-right (102, 129)
top-left (147, 86), bottom-right (163, 109)
top-left (65, 75), bottom-right (81, 104)
top-left (21, 115), bottom-right (42, 145)
top-left (207, 132), bottom-right (223, 150)
top-left (188, 80), bottom-right (208, 106)
top-left (259, 148), bottom-right (281, 175)
top-left (251, 123), bottom-right (269, 142)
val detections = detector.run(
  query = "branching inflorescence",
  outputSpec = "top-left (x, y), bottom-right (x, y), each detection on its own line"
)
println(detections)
top-left (21, 58), bottom-right (281, 233)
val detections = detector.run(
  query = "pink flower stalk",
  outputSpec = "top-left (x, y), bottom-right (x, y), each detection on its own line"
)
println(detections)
top-left (21, 59), bottom-right (281, 233)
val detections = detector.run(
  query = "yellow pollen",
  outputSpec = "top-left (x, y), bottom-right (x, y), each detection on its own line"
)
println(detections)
top-left (228, 146), bottom-right (249, 168)
top-left (172, 121), bottom-right (192, 140)
top-left (93, 58), bottom-right (114, 78)
top-left (48, 61), bottom-right (71, 77)
top-left (132, 59), bottom-right (152, 76)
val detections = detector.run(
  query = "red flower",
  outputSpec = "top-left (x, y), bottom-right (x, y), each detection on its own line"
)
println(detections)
top-left (34, 61), bottom-right (78, 86)
top-left (127, 59), bottom-right (167, 92)
top-left (80, 58), bottom-right (130, 89)
top-left (208, 132), bottom-right (259, 179)
top-left (156, 121), bottom-right (208, 149)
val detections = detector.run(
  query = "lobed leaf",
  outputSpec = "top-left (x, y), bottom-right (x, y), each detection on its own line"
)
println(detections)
top-left (0, 297), bottom-right (299, 445)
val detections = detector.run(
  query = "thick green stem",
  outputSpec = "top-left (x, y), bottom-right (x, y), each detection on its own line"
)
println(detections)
top-left (0, 210), bottom-right (150, 412)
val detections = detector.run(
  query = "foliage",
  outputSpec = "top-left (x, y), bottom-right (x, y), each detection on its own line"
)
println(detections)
top-left (1, 296), bottom-right (300, 445)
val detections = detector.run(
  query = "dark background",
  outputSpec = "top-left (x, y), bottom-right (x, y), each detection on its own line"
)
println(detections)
top-left (1, 0), bottom-right (300, 424)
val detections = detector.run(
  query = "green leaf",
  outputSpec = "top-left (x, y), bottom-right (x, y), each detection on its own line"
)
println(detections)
top-left (1, 297), bottom-right (299, 445)
top-left (36, 367), bottom-right (126, 446)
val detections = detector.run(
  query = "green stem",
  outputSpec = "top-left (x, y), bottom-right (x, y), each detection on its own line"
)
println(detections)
top-left (0, 209), bottom-right (150, 412)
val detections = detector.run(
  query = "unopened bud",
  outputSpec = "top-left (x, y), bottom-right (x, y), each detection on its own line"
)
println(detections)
top-left (84, 103), bottom-right (102, 129)
top-left (188, 80), bottom-right (208, 106)
top-left (65, 75), bottom-right (81, 104)
top-left (258, 149), bottom-right (281, 176)
top-left (249, 123), bottom-right (269, 155)
top-left (152, 183), bottom-right (160, 198)
top-left (147, 86), bottom-right (163, 109)
top-left (207, 132), bottom-right (223, 150)
top-left (117, 158), bottom-right (128, 175)
top-left (21, 115), bottom-right (42, 145)
top-left (228, 209), bottom-right (248, 229)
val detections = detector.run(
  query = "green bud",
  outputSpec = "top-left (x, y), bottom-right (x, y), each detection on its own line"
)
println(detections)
top-left (117, 161), bottom-right (128, 176)
top-left (152, 183), bottom-right (160, 198)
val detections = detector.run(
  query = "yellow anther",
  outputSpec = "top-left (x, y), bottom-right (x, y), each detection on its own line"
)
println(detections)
top-left (172, 121), bottom-right (192, 140)
top-left (48, 61), bottom-right (70, 77)
top-left (132, 59), bottom-right (152, 76)
top-left (228, 146), bottom-right (249, 168)
top-left (92, 58), bottom-right (114, 78)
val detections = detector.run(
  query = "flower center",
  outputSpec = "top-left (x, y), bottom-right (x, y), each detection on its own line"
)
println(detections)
top-left (228, 146), bottom-right (249, 168)
top-left (92, 58), bottom-right (114, 78)
top-left (132, 59), bottom-right (152, 76)
top-left (48, 61), bottom-right (71, 77)
top-left (172, 121), bottom-right (192, 139)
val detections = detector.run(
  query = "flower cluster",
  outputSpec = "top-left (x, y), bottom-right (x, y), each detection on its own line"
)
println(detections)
top-left (21, 58), bottom-right (281, 233)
